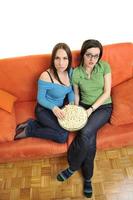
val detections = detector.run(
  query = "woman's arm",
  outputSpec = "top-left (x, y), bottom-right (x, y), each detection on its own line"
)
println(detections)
top-left (73, 84), bottom-right (80, 106)
top-left (87, 73), bottom-right (111, 116)
top-left (37, 72), bottom-right (65, 119)
top-left (37, 80), bottom-right (56, 110)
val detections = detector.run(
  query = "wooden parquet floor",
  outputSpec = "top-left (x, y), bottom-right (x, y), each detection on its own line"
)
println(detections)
top-left (0, 146), bottom-right (133, 200)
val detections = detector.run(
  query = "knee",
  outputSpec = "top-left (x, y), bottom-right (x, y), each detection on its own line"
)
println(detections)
top-left (79, 130), bottom-right (96, 147)
top-left (81, 124), bottom-right (97, 138)
top-left (56, 132), bottom-right (68, 143)
top-left (81, 126), bottom-right (94, 135)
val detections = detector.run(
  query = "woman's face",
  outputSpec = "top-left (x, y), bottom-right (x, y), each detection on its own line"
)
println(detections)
top-left (54, 49), bottom-right (69, 72)
top-left (83, 47), bottom-right (100, 69)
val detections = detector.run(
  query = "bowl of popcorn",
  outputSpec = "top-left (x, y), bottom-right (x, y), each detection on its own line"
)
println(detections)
top-left (58, 105), bottom-right (88, 131)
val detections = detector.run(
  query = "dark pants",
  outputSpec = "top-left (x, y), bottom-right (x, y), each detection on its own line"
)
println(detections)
top-left (67, 103), bottom-right (112, 180)
top-left (26, 103), bottom-right (68, 143)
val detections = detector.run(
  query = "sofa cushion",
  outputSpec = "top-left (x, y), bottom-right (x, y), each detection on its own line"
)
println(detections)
top-left (0, 138), bottom-right (67, 163)
top-left (0, 89), bottom-right (17, 113)
top-left (0, 108), bottom-right (16, 142)
top-left (97, 123), bottom-right (133, 150)
top-left (110, 78), bottom-right (133, 125)
top-left (102, 43), bottom-right (133, 87)
top-left (15, 101), bottom-right (36, 124)
top-left (0, 55), bottom-right (50, 102)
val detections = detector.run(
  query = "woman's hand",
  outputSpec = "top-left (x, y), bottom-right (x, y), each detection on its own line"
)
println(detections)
top-left (87, 108), bottom-right (93, 118)
top-left (52, 106), bottom-right (65, 119)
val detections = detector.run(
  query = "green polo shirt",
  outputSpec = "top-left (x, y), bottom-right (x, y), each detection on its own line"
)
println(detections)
top-left (72, 60), bottom-right (112, 105)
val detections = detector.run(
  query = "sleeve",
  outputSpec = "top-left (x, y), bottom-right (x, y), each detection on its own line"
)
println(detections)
top-left (71, 68), bottom-right (79, 85)
top-left (103, 62), bottom-right (111, 75)
top-left (37, 80), bottom-right (56, 110)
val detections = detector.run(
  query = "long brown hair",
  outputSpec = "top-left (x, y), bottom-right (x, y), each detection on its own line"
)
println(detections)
top-left (50, 43), bottom-right (72, 84)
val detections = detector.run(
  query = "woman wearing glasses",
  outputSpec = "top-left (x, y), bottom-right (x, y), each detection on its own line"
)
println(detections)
top-left (57, 39), bottom-right (112, 198)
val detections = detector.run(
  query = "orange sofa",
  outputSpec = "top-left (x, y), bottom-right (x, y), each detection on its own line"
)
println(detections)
top-left (0, 42), bottom-right (133, 163)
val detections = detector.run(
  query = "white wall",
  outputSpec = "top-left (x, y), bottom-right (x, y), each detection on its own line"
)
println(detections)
top-left (0, 0), bottom-right (133, 58)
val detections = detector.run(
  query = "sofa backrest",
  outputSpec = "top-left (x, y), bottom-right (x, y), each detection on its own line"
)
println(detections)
top-left (0, 43), bottom-right (133, 101)
top-left (0, 55), bottom-right (51, 101)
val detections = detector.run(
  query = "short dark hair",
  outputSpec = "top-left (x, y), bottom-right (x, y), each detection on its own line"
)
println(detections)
top-left (80, 39), bottom-right (103, 65)
top-left (50, 43), bottom-right (72, 84)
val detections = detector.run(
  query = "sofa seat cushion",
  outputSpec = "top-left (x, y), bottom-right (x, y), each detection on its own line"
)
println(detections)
top-left (97, 123), bottom-right (133, 150)
top-left (0, 138), bottom-right (67, 163)
top-left (0, 108), bottom-right (16, 142)
top-left (15, 101), bottom-right (36, 124)
top-left (0, 89), bottom-right (17, 113)
top-left (110, 78), bottom-right (133, 126)
top-left (67, 123), bottom-right (133, 150)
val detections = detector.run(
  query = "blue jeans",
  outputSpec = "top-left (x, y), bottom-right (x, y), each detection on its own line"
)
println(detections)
top-left (26, 103), bottom-right (68, 143)
top-left (67, 102), bottom-right (112, 180)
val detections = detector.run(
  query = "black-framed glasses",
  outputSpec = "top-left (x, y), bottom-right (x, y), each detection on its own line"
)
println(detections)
top-left (85, 53), bottom-right (99, 60)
